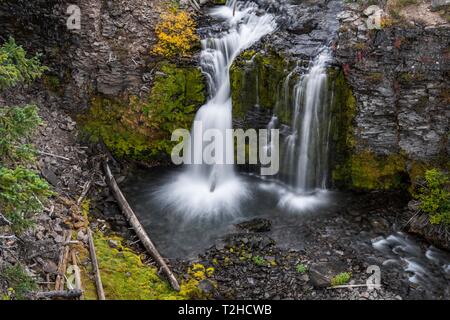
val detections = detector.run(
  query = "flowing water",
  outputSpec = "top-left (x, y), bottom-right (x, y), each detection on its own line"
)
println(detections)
top-left (259, 49), bottom-right (334, 211)
top-left (276, 50), bottom-right (332, 192)
top-left (120, 1), bottom-right (450, 297)
top-left (154, 0), bottom-right (276, 218)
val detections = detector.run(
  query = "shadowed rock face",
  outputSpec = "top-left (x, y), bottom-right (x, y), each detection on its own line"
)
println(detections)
top-left (0, 0), bottom-right (163, 111)
top-left (335, 6), bottom-right (449, 161)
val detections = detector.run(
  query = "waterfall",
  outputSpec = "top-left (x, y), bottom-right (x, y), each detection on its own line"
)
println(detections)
top-left (156, 1), bottom-right (276, 217)
top-left (188, 0), bottom-right (276, 188)
top-left (268, 49), bottom-right (333, 203)
top-left (288, 50), bottom-right (332, 192)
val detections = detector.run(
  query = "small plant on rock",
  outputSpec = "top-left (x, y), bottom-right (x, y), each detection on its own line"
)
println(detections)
top-left (416, 169), bottom-right (450, 226)
top-left (331, 272), bottom-right (352, 286)
top-left (296, 263), bottom-right (307, 273)
top-left (153, 9), bottom-right (200, 59)
top-left (252, 255), bottom-right (266, 266)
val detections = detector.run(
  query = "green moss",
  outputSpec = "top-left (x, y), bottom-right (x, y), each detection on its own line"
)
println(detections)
top-left (328, 68), bottom-right (407, 191)
top-left (398, 71), bottom-right (425, 84)
top-left (240, 49), bottom-right (256, 60)
top-left (331, 272), bottom-right (351, 287)
top-left (230, 50), bottom-right (291, 124)
top-left (333, 150), bottom-right (407, 191)
top-left (366, 72), bottom-right (384, 83)
top-left (79, 96), bottom-right (153, 160)
top-left (79, 62), bottom-right (205, 160)
top-left (79, 232), bottom-right (212, 300)
top-left (252, 255), bottom-right (266, 266)
top-left (328, 68), bottom-right (357, 187)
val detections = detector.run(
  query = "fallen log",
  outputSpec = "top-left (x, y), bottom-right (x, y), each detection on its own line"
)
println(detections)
top-left (87, 228), bottom-right (106, 300)
top-left (71, 249), bottom-right (83, 299)
top-left (77, 180), bottom-right (92, 206)
top-left (38, 150), bottom-right (71, 162)
top-left (55, 231), bottom-right (72, 291)
top-left (327, 284), bottom-right (382, 290)
top-left (103, 161), bottom-right (180, 291)
top-left (30, 289), bottom-right (83, 300)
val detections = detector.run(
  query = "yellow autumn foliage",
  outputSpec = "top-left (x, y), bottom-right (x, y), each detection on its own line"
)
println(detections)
top-left (153, 10), bottom-right (199, 58)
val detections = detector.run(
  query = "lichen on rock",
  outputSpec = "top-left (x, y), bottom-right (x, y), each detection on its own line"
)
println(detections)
top-left (79, 62), bottom-right (206, 160)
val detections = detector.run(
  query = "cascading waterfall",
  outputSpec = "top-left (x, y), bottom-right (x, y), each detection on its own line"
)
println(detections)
top-left (285, 50), bottom-right (332, 192)
top-left (266, 49), bottom-right (333, 210)
top-left (156, 1), bottom-right (276, 217)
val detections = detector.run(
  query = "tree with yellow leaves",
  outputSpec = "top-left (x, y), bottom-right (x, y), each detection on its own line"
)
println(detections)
top-left (153, 10), bottom-right (200, 59)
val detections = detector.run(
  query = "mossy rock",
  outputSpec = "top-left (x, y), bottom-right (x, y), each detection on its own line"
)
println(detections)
top-left (79, 232), bottom-right (213, 300)
top-left (79, 62), bottom-right (206, 161)
top-left (333, 150), bottom-right (408, 190)
top-left (327, 67), bottom-right (357, 186)
top-left (230, 49), bottom-right (292, 124)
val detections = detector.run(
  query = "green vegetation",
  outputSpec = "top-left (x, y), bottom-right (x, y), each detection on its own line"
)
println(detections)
top-left (0, 37), bottom-right (47, 89)
top-left (366, 72), bottom-right (384, 83)
top-left (0, 38), bottom-right (51, 234)
top-left (333, 150), bottom-right (407, 191)
top-left (0, 104), bottom-right (41, 162)
top-left (296, 264), bottom-right (307, 273)
top-left (0, 167), bottom-right (52, 233)
top-left (79, 232), bottom-right (213, 300)
top-left (328, 68), bottom-right (357, 188)
top-left (398, 71), bottom-right (425, 84)
top-left (416, 169), bottom-right (450, 226)
top-left (330, 272), bottom-right (351, 287)
top-left (80, 62), bottom-right (205, 159)
top-left (252, 255), bottom-right (266, 266)
top-left (0, 264), bottom-right (37, 300)
top-left (230, 49), bottom-right (291, 123)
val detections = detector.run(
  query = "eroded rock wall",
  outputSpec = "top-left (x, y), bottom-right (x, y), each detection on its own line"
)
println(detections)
top-left (0, 0), bottom-right (165, 111)
top-left (335, 6), bottom-right (449, 162)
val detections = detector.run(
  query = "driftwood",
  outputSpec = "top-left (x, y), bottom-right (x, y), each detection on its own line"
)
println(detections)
top-left (103, 161), bottom-right (180, 291)
top-left (70, 249), bottom-right (83, 299)
top-left (30, 289), bottom-right (83, 300)
top-left (38, 150), bottom-right (71, 162)
top-left (0, 213), bottom-right (12, 226)
top-left (327, 284), bottom-right (382, 290)
top-left (55, 231), bottom-right (72, 291)
top-left (87, 228), bottom-right (106, 300)
top-left (77, 180), bottom-right (92, 205)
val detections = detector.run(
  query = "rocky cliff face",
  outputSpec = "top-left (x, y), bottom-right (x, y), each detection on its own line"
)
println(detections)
top-left (0, 0), bottom-right (164, 111)
top-left (229, 1), bottom-right (449, 190)
top-left (335, 4), bottom-right (449, 162)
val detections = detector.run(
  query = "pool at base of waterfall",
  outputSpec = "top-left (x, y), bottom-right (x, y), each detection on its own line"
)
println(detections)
top-left (121, 167), bottom-right (450, 299)
top-left (122, 166), bottom-right (334, 259)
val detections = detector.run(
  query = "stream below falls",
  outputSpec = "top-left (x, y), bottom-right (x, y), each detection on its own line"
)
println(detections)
top-left (122, 167), bottom-right (450, 299)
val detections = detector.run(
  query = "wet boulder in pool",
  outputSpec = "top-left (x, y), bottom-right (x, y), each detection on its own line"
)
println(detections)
top-left (235, 218), bottom-right (272, 233)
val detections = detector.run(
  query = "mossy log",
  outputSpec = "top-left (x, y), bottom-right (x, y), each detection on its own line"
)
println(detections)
top-left (88, 228), bottom-right (106, 300)
top-left (103, 161), bottom-right (181, 291)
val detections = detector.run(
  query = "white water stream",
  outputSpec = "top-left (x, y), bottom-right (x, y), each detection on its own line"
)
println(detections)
top-left (156, 0), bottom-right (276, 217)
